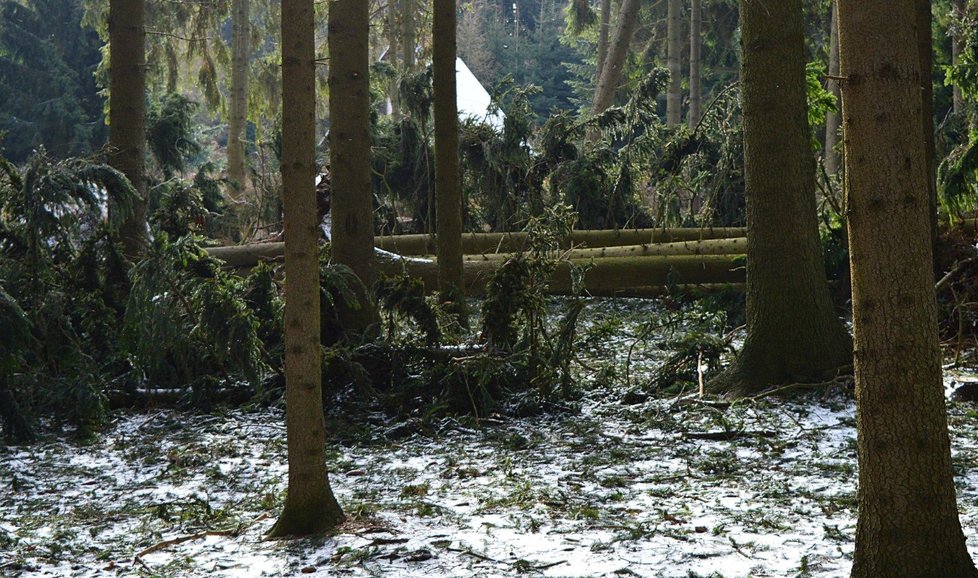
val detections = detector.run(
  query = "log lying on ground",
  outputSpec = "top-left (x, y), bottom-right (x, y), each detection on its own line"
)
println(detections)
top-left (376, 227), bottom-right (747, 255)
top-left (205, 233), bottom-right (748, 268)
top-left (462, 237), bottom-right (748, 261)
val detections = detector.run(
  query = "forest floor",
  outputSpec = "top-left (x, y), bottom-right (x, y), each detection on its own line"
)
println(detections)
top-left (4, 299), bottom-right (978, 578)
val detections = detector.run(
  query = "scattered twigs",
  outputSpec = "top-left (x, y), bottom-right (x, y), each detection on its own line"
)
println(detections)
top-left (133, 513), bottom-right (270, 565)
top-left (683, 430), bottom-right (775, 441)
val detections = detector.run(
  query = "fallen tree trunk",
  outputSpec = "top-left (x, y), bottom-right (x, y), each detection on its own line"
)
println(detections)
top-left (205, 229), bottom-right (748, 268)
top-left (363, 253), bottom-right (744, 296)
top-left (207, 243), bottom-right (746, 296)
top-left (376, 227), bottom-right (747, 255)
top-left (462, 237), bottom-right (748, 262)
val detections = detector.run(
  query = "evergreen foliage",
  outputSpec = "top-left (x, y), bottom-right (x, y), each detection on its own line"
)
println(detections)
top-left (0, 0), bottom-right (105, 163)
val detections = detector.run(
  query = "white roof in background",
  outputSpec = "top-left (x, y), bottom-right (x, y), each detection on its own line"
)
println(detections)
top-left (456, 57), bottom-right (505, 131)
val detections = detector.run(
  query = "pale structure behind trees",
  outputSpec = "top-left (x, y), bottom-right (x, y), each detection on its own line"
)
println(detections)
top-left (839, 0), bottom-right (977, 574)
top-left (709, 0), bottom-right (851, 395)
top-left (268, 0), bottom-right (344, 538)
top-left (433, 0), bottom-right (465, 316)
top-left (109, 0), bottom-right (148, 259)
top-left (665, 0), bottom-right (682, 126)
top-left (329, 0), bottom-right (376, 288)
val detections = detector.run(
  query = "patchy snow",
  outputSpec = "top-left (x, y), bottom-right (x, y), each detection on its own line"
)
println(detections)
top-left (3, 300), bottom-right (978, 577)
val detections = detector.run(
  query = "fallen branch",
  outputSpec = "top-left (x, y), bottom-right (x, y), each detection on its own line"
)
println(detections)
top-left (132, 513), bottom-right (269, 563)
top-left (683, 430), bottom-right (775, 441)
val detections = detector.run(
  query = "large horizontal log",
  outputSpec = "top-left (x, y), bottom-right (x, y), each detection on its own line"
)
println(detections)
top-left (205, 228), bottom-right (748, 268)
top-left (375, 227), bottom-right (747, 255)
top-left (370, 253), bottom-right (744, 296)
top-left (462, 237), bottom-right (748, 261)
top-left (206, 242), bottom-right (746, 296)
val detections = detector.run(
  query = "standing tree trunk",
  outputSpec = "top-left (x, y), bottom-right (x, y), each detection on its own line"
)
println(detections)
top-left (433, 0), bottom-right (465, 316)
top-left (666, 0), bottom-right (682, 126)
top-left (917, 0), bottom-right (938, 248)
top-left (401, 0), bottom-right (416, 73)
top-left (687, 0), bottom-right (701, 128)
top-left (329, 0), bottom-right (376, 288)
top-left (839, 0), bottom-right (977, 574)
top-left (823, 0), bottom-right (841, 176)
top-left (228, 0), bottom-right (251, 196)
top-left (591, 0), bottom-right (641, 116)
top-left (952, 0), bottom-right (965, 113)
top-left (709, 0), bottom-right (851, 396)
top-left (269, 0), bottom-right (344, 538)
top-left (595, 0), bottom-right (612, 85)
top-left (109, 0), bottom-right (147, 259)
top-left (387, 0), bottom-right (400, 119)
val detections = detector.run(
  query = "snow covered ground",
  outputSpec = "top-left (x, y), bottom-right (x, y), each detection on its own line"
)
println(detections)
top-left (4, 300), bottom-right (978, 577)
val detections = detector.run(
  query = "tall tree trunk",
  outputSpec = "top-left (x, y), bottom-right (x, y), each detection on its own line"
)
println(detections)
top-left (401, 0), bottom-right (416, 73)
top-left (687, 0), bottom-right (701, 128)
top-left (329, 0), bottom-right (376, 288)
top-left (433, 0), bottom-right (465, 316)
top-left (917, 0), bottom-right (938, 249)
top-left (109, 0), bottom-right (147, 259)
top-left (387, 0), bottom-right (400, 119)
top-left (595, 0), bottom-right (612, 84)
top-left (823, 0), bottom-right (841, 176)
top-left (228, 0), bottom-right (250, 197)
top-left (269, 0), bottom-right (344, 538)
top-left (839, 1), bottom-right (977, 574)
top-left (709, 0), bottom-right (851, 396)
top-left (591, 0), bottom-right (641, 116)
top-left (666, 0), bottom-right (682, 126)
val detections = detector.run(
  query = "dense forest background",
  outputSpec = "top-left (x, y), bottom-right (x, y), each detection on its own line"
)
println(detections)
top-left (5, 0), bottom-right (978, 574)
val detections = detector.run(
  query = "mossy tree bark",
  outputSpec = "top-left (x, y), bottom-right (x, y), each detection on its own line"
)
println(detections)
top-left (228, 0), bottom-right (250, 197)
top-left (709, 0), bottom-right (851, 396)
top-left (328, 0), bottom-right (376, 289)
top-left (109, 0), bottom-right (147, 259)
top-left (665, 0), bottom-right (682, 126)
top-left (269, 0), bottom-right (344, 538)
top-left (840, 0), bottom-right (977, 574)
top-left (433, 0), bottom-right (465, 319)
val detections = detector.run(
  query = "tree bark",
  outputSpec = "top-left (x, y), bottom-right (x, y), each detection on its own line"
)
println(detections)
top-left (917, 0), bottom-right (938, 250)
top-left (823, 0), bottom-right (841, 176)
top-left (688, 0), bottom-right (702, 128)
top-left (952, 0), bottom-right (965, 113)
top-left (269, 0), bottom-right (344, 538)
top-left (709, 0), bottom-right (851, 396)
top-left (228, 0), bottom-right (250, 197)
top-left (109, 0), bottom-right (148, 260)
top-left (401, 0), bottom-right (416, 73)
top-left (329, 0), bottom-right (376, 288)
top-left (595, 0), bottom-right (612, 84)
top-left (591, 0), bottom-right (641, 116)
top-left (433, 0), bottom-right (465, 316)
top-left (666, 0), bottom-right (683, 126)
top-left (839, 0), bottom-right (977, 574)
